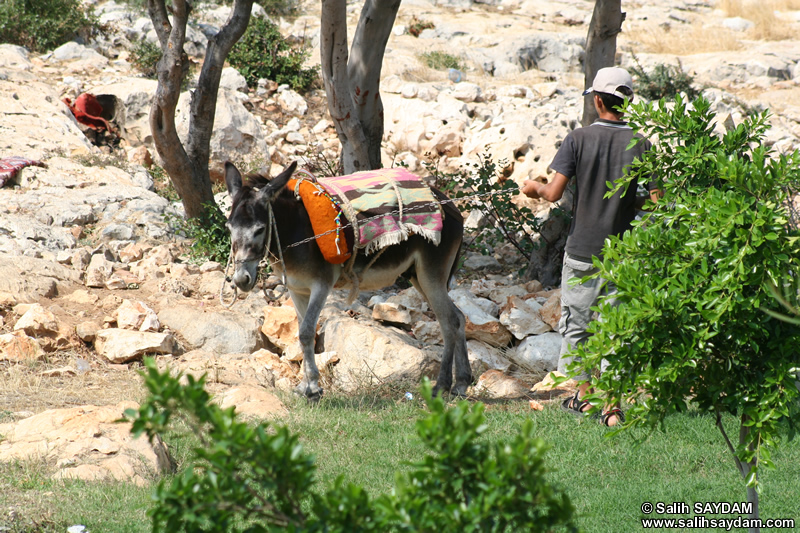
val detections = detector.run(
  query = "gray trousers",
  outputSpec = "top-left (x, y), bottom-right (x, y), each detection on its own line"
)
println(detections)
top-left (557, 253), bottom-right (618, 381)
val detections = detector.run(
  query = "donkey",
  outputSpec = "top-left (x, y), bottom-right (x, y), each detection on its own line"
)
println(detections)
top-left (224, 161), bottom-right (471, 401)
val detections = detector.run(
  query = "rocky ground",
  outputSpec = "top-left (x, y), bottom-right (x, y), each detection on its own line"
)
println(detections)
top-left (2, 0), bottom-right (800, 487)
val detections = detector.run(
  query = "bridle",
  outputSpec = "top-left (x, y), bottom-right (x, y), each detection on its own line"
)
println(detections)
top-left (221, 201), bottom-right (288, 308)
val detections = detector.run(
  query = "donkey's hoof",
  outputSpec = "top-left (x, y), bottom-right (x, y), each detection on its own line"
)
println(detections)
top-left (451, 384), bottom-right (469, 397)
top-left (431, 383), bottom-right (452, 398)
top-left (294, 382), bottom-right (323, 402)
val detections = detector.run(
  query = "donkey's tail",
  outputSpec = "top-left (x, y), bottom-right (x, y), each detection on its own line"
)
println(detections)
top-left (431, 186), bottom-right (464, 290)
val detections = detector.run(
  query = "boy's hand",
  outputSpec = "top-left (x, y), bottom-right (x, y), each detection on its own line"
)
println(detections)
top-left (522, 179), bottom-right (542, 199)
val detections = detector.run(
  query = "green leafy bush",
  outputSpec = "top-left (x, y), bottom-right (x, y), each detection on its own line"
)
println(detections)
top-left (228, 15), bottom-right (318, 92)
top-left (629, 59), bottom-right (699, 101)
top-left (426, 153), bottom-right (545, 263)
top-left (129, 39), bottom-right (161, 79)
top-left (569, 96), bottom-right (800, 511)
top-left (0, 0), bottom-right (100, 53)
top-left (126, 359), bottom-right (578, 532)
top-left (419, 51), bottom-right (465, 71)
top-left (164, 202), bottom-right (230, 264)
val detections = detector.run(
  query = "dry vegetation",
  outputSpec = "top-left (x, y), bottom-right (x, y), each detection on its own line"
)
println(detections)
top-left (625, 0), bottom-right (800, 55)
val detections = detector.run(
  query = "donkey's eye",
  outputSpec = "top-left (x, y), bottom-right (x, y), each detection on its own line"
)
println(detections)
top-left (253, 227), bottom-right (266, 237)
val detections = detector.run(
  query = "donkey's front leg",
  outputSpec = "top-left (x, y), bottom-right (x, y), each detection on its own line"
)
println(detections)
top-left (290, 284), bottom-right (330, 402)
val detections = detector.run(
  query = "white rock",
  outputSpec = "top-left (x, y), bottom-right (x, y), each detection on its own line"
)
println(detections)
top-left (510, 332), bottom-right (562, 377)
top-left (499, 296), bottom-right (552, 339)
top-left (321, 315), bottom-right (438, 393)
top-left (14, 303), bottom-right (59, 336)
top-left (116, 300), bottom-right (160, 332)
top-left (277, 89), bottom-right (308, 116)
top-left (451, 82), bottom-right (482, 103)
top-left (95, 328), bottom-right (177, 363)
top-left (220, 67), bottom-right (248, 92)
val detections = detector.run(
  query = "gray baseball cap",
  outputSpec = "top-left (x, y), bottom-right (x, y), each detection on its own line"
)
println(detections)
top-left (582, 67), bottom-right (634, 99)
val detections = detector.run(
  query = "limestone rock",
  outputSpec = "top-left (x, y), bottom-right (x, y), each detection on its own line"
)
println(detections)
top-left (372, 302), bottom-right (413, 328)
top-left (85, 254), bottom-right (115, 288)
top-left (538, 291), bottom-right (562, 330)
top-left (13, 303), bottom-right (59, 336)
top-left (510, 332), bottom-right (563, 379)
top-left (473, 369), bottom-right (531, 399)
top-left (499, 296), bottom-right (552, 339)
top-left (158, 304), bottom-right (264, 355)
top-left (321, 315), bottom-right (438, 393)
top-left (450, 289), bottom-right (511, 348)
top-left (216, 385), bottom-right (288, 419)
top-left (467, 339), bottom-right (512, 375)
top-left (95, 328), bottom-right (177, 363)
top-left (261, 305), bottom-right (302, 361)
top-left (116, 300), bottom-right (160, 332)
top-left (0, 331), bottom-right (45, 362)
top-left (0, 256), bottom-right (80, 302)
top-left (0, 402), bottom-right (173, 487)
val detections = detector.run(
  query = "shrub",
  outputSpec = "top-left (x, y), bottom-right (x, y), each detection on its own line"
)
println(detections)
top-left (0, 0), bottom-right (100, 53)
top-left (408, 16), bottom-right (435, 37)
top-left (163, 202), bottom-right (230, 264)
top-left (419, 51), bottom-right (465, 71)
top-left (426, 152), bottom-right (545, 266)
top-left (129, 39), bottom-right (161, 79)
top-left (568, 95), bottom-right (800, 518)
top-left (125, 359), bottom-right (578, 532)
top-left (228, 15), bottom-right (318, 92)
top-left (629, 58), bottom-right (699, 101)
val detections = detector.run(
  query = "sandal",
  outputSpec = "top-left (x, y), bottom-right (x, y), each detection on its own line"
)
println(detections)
top-left (561, 391), bottom-right (592, 416)
top-left (600, 407), bottom-right (625, 427)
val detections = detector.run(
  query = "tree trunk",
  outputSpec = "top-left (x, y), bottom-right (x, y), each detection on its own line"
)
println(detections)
top-left (738, 418), bottom-right (760, 533)
top-left (582, 0), bottom-right (625, 126)
top-left (147, 0), bottom-right (253, 220)
top-left (320, 0), bottom-right (400, 173)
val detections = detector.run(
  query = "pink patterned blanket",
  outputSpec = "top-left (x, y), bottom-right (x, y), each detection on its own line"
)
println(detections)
top-left (0, 157), bottom-right (46, 187)
top-left (318, 168), bottom-right (443, 254)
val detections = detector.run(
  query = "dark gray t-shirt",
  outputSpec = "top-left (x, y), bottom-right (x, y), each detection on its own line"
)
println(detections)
top-left (550, 119), bottom-right (653, 258)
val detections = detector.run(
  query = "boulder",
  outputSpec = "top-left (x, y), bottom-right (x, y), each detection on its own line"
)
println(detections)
top-left (158, 304), bottom-right (264, 355)
top-left (499, 296), bottom-right (552, 339)
top-left (261, 305), bottom-right (302, 361)
top-left (95, 328), bottom-right (177, 363)
top-left (0, 256), bottom-right (81, 301)
top-left (164, 349), bottom-right (297, 391)
top-left (13, 303), bottom-right (59, 336)
top-left (116, 300), bottom-right (160, 332)
top-left (538, 291), bottom-right (562, 330)
top-left (449, 289), bottom-right (512, 347)
top-left (321, 315), bottom-right (439, 392)
top-left (510, 332), bottom-right (563, 378)
top-left (0, 402), bottom-right (173, 487)
top-left (175, 88), bottom-right (268, 164)
top-left (216, 385), bottom-right (288, 419)
top-left (0, 331), bottom-right (45, 362)
top-left (473, 369), bottom-right (531, 399)
top-left (467, 339), bottom-right (512, 375)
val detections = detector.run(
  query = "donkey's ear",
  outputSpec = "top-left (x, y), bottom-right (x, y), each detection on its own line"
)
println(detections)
top-left (224, 161), bottom-right (243, 198)
top-left (262, 161), bottom-right (298, 199)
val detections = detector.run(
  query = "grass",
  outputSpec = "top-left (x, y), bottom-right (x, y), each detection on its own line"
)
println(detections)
top-left (2, 383), bottom-right (799, 532)
top-left (418, 51), bottom-right (466, 72)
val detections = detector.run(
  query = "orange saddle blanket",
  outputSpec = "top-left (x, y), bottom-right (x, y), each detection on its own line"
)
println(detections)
top-left (287, 176), bottom-right (353, 264)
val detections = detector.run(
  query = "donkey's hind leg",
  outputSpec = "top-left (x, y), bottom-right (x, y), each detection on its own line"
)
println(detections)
top-left (412, 272), bottom-right (470, 397)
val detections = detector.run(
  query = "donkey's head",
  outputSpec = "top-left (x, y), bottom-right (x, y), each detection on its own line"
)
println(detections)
top-left (224, 161), bottom-right (297, 292)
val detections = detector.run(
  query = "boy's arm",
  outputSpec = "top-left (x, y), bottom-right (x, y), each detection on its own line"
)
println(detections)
top-left (522, 172), bottom-right (570, 203)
